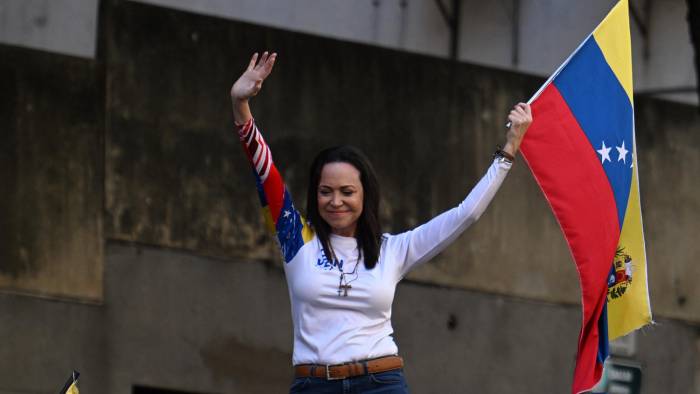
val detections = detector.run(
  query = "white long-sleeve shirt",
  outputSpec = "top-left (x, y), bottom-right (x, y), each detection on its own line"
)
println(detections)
top-left (237, 119), bottom-right (512, 365)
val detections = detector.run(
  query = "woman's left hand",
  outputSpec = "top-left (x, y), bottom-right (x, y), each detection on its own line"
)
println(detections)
top-left (503, 102), bottom-right (532, 157)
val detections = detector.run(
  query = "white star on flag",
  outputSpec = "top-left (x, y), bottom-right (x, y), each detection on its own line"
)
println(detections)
top-left (283, 210), bottom-right (291, 218)
top-left (597, 141), bottom-right (612, 164)
top-left (616, 141), bottom-right (629, 163)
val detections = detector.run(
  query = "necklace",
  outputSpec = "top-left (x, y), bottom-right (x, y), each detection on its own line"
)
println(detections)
top-left (337, 259), bottom-right (360, 297)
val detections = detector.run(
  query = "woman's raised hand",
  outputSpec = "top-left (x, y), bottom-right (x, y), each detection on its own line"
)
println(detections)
top-left (503, 103), bottom-right (533, 156)
top-left (230, 51), bottom-right (277, 101)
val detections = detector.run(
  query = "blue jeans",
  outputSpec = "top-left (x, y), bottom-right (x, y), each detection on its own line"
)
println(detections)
top-left (289, 369), bottom-right (409, 393)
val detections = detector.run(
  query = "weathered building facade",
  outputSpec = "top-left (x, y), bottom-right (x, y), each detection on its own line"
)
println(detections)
top-left (1, 1), bottom-right (699, 393)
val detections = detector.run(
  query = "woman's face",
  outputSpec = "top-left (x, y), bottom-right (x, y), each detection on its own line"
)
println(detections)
top-left (317, 162), bottom-right (364, 237)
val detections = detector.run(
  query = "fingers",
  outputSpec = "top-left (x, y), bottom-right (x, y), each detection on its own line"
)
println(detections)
top-left (258, 51), bottom-right (269, 68)
top-left (262, 53), bottom-right (277, 76)
top-left (502, 103), bottom-right (532, 155)
top-left (507, 110), bottom-right (522, 123)
top-left (508, 103), bottom-right (532, 124)
top-left (247, 53), bottom-right (259, 71)
top-left (249, 51), bottom-right (277, 75)
top-left (511, 103), bottom-right (528, 116)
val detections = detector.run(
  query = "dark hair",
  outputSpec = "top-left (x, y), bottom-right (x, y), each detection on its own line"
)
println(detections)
top-left (306, 146), bottom-right (382, 269)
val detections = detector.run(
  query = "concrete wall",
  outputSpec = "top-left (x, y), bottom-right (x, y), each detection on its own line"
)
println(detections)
top-left (1, 243), bottom-right (696, 393)
top-left (0, 0), bottom-right (696, 104)
top-left (0, 0), bottom-right (99, 58)
top-left (1, 1), bottom-right (699, 393)
top-left (0, 45), bottom-right (103, 301)
top-left (101, 0), bottom-right (700, 323)
top-left (133, 0), bottom-right (699, 106)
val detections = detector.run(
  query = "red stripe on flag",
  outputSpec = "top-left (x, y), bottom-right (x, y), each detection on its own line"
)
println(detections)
top-left (262, 165), bottom-right (285, 223)
top-left (520, 84), bottom-right (619, 393)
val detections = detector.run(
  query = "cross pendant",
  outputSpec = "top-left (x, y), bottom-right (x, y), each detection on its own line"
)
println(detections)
top-left (338, 283), bottom-right (352, 297)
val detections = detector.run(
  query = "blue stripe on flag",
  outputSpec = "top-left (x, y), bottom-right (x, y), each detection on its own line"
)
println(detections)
top-left (254, 169), bottom-right (268, 207)
top-left (276, 189), bottom-right (305, 263)
top-left (597, 301), bottom-right (610, 364)
top-left (553, 37), bottom-right (633, 230)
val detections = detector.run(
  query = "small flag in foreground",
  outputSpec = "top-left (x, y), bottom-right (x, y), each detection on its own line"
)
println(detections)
top-left (519, 0), bottom-right (652, 393)
top-left (59, 370), bottom-right (80, 394)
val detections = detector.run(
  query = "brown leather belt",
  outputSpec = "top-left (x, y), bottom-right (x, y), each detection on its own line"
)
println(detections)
top-left (294, 355), bottom-right (404, 380)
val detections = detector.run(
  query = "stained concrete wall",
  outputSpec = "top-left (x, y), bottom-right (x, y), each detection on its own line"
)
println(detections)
top-left (133, 0), bottom-right (699, 106)
top-left (103, 0), bottom-right (700, 322)
top-left (0, 45), bottom-right (103, 301)
top-left (1, 1), bottom-right (700, 393)
top-left (0, 242), bottom-right (696, 393)
top-left (1, 0), bottom-right (696, 105)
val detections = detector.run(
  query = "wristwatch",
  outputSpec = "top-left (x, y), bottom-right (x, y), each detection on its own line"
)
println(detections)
top-left (494, 146), bottom-right (515, 164)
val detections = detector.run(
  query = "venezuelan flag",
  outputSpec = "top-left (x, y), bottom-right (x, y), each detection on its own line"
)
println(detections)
top-left (519, 1), bottom-right (652, 392)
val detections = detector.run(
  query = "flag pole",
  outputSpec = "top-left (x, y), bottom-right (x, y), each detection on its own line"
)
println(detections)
top-left (505, 30), bottom-right (595, 128)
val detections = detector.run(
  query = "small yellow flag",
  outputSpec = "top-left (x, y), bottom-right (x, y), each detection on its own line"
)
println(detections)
top-left (60, 371), bottom-right (80, 394)
top-left (65, 381), bottom-right (79, 394)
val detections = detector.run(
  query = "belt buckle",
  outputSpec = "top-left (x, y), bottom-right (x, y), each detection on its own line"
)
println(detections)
top-left (325, 364), bottom-right (343, 380)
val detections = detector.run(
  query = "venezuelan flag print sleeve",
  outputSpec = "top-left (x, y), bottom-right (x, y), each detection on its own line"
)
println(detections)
top-left (389, 158), bottom-right (512, 278)
top-left (237, 118), bottom-right (313, 263)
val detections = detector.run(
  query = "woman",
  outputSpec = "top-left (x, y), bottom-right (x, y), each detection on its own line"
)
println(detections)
top-left (231, 52), bottom-right (532, 393)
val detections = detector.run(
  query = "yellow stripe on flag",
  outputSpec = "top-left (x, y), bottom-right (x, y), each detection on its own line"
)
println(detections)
top-left (607, 143), bottom-right (652, 340)
top-left (594, 0), bottom-right (652, 339)
top-left (593, 0), bottom-right (634, 105)
top-left (261, 206), bottom-right (275, 234)
top-left (301, 217), bottom-right (314, 243)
